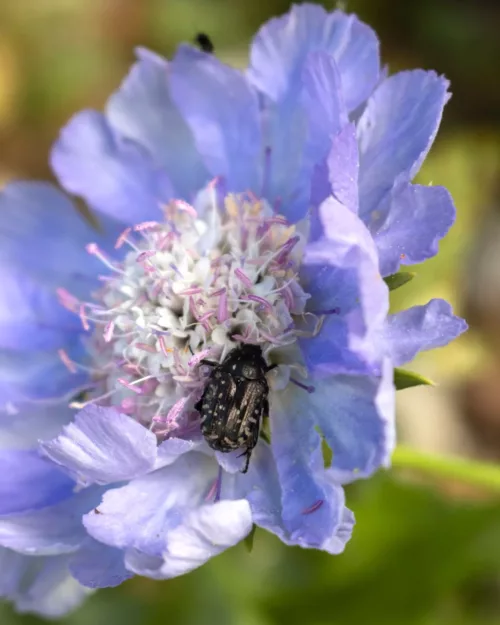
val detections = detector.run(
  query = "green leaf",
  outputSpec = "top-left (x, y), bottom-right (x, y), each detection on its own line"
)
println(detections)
top-left (394, 367), bottom-right (434, 390)
top-left (244, 524), bottom-right (257, 553)
top-left (384, 271), bottom-right (416, 291)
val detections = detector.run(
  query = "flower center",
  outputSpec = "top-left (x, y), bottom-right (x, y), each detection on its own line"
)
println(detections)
top-left (59, 185), bottom-right (316, 436)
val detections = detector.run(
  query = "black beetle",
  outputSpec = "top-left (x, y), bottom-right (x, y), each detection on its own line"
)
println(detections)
top-left (195, 345), bottom-right (276, 473)
top-left (195, 33), bottom-right (214, 54)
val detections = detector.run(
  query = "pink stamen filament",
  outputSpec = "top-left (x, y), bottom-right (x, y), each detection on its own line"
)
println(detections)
top-left (56, 288), bottom-right (80, 313)
top-left (301, 500), bottom-right (324, 515)
top-left (245, 294), bottom-right (274, 313)
top-left (58, 349), bottom-right (77, 373)
top-left (115, 227), bottom-right (132, 249)
top-left (103, 321), bottom-right (115, 343)
top-left (79, 304), bottom-right (90, 331)
top-left (173, 199), bottom-right (198, 218)
top-left (217, 289), bottom-right (229, 323)
top-left (234, 268), bottom-right (253, 289)
top-left (188, 347), bottom-right (215, 368)
top-left (133, 221), bottom-right (160, 232)
top-left (135, 343), bottom-right (157, 354)
top-left (86, 243), bottom-right (124, 274)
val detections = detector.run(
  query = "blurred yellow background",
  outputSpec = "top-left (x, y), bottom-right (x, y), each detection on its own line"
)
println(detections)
top-left (1, 1), bottom-right (500, 623)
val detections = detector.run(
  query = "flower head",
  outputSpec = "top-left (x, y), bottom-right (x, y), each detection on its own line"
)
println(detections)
top-left (0, 4), bottom-right (466, 616)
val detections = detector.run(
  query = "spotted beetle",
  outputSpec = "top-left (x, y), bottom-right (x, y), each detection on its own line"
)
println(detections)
top-left (195, 345), bottom-right (276, 473)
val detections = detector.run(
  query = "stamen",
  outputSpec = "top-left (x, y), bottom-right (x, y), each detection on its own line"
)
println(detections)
top-left (217, 289), bottom-right (229, 323)
top-left (179, 287), bottom-right (203, 296)
top-left (234, 268), bottom-right (253, 289)
top-left (158, 336), bottom-right (173, 357)
top-left (135, 343), bottom-right (157, 354)
top-left (187, 347), bottom-right (215, 368)
top-left (86, 243), bottom-right (124, 274)
top-left (245, 294), bottom-right (273, 313)
top-left (117, 378), bottom-right (144, 394)
top-left (136, 250), bottom-right (156, 263)
top-left (103, 321), bottom-right (115, 343)
top-left (56, 288), bottom-right (80, 313)
top-left (173, 199), bottom-right (198, 218)
top-left (301, 499), bottom-right (324, 515)
top-left (79, 304), bottom-right (90, 331)
top-left (133, 221), bottom-right (160, 232)
top-left (115, 227), bottom-right (132, 249)
top-left (152, 396), bottom-right (187, 425)
top-left (57, 349), bottom-right (77, 373)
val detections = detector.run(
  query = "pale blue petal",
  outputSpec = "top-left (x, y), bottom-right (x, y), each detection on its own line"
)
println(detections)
top-left (83, 453), bottom-right (215, 556)
top-left (106, 48), bottom-right (209, 199)
top-left (0, 486), bottom-right (101, 556)
top-left (69, 538), bottom-right (132, 589)
top-left (169, 45), bottom-right (261, 192)
top-left (0, 181), bottom-right (103, 290)
top-left (0, 450), bottom-right (74, 515)
top-left (41, 406), bottom-right (158, 486)
top-left (0, 340), bottom-right (88, 408)
top-left (0, 402), bottom-right (74, 451)
top-left (384, 299), bottom-right (467, 366)
top-left (249, 5), bottom-right (380, 111)
top-left (312, 359), bottom-right (395, 481)
top-left (0, 549), bottom-right (90, 618)
top-left (373, 183), bottom-right (456, 276)
top-left (300, 198), bottom-right (388, 376)
top-left (270, 388), bottom-right (343, 547)
top-left (357, 70), bottom-right (450, 220)
top-left (159, 500), bottom-right (252, 578)
top-left (51, 110), bottom-right (172, 225)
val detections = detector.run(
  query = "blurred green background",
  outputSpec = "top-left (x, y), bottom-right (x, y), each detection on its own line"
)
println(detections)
top-left (1, 0), bottom-right (500, 623)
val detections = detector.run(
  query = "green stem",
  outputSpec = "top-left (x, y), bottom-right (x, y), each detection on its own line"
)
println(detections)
top-left (392, 445), bottom-right (500, 493)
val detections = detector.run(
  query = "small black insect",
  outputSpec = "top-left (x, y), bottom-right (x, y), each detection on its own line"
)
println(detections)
top-left (195, 32), bottom-right (214, 54)
top-left (195, 345), bottom-right (276, 473)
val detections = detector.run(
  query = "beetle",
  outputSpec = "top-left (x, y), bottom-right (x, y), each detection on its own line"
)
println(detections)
top-left (195, 32), bottom-right (214, 54)
top-left (195, 345), bottom-right (276, 473)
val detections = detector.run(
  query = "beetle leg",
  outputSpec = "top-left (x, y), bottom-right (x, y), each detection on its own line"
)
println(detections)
top-left (239, 449), bottom-right (252, 474)
top-left (200, 359), bottom-right (218, 367)
top-left (265, 363), bottom-right (278, 373)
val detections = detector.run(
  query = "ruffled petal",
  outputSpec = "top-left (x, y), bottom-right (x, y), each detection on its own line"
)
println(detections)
top-left (311, 359), bottom-right (395, 481)
top-left (169, 45), bottom-right (261, 192)
top-left (383, 299), bottom-right (467, 366)
top-left (0, 486), bottom-right (101, 556)
top-left (0, 549), bottom-right (90, 618)
top-left (269, 389), bottom-right (345, 547)
top-left (159, 500), bottom-right (252, 578)
top-left (83, 452), bottom-right (215, 556)
top-left (240, 442), bottom-right (353, 554)
top-left (51, 110), bottom-right (173, 225)
top-left (373, 183), bottom-right (456, 276)
top-left (300, 198), bottom-right (388, 376)
top-left (40, 406), bottom-right (158, 486)
top-left (357, 70), bottom-right (450, 220)
top-left (106, 48), bottom-right (209, 199)
top-left (0, 450), bottom-right (74, 515)
top-left (69, 538), bottom-right (132, 589)
top-left (249, 4), bottom-right (380, 111)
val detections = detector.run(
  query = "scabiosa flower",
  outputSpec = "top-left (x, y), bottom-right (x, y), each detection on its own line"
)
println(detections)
top-left (0, 4), bottom-right (466, 616)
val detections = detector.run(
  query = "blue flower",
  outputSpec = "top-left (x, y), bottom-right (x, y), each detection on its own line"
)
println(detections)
top-left (0, 4), bottom-right (466, 616)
